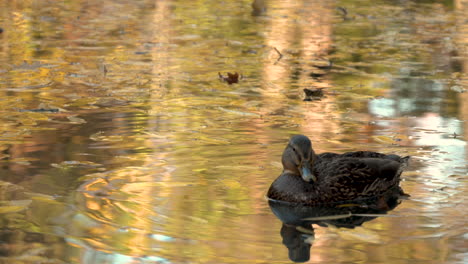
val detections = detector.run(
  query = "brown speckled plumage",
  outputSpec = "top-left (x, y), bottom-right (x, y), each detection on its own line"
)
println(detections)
top-left (267, 135), bottom-right (409, 205)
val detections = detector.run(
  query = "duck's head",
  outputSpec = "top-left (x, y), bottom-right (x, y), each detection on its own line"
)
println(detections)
top-left (282, 135), bottom-right (317, 183)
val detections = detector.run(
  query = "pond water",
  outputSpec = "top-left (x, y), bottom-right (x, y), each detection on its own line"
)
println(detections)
top-left (0, 0), bottom-right (467, 263)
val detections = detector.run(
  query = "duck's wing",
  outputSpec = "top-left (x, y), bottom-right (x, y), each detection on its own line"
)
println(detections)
top-left (320, 151), bottom-right (410, 164)
top-left (340, 151), bottom-right (405, 161)
top-left (318, 157), bottom-right (404, 200)
top-left (317, 152), bottom-right (340, 159)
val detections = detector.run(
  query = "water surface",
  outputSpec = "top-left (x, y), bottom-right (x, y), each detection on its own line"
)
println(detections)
top-left (0, 0), bottom-right (467, 263)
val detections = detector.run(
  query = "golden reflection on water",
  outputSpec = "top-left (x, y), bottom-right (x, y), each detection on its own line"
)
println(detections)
top-left (0, 0), bottom-right (467, 263)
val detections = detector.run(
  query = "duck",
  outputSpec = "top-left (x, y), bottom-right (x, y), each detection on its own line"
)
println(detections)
top-left (267, 135), bottom-right (409, 205)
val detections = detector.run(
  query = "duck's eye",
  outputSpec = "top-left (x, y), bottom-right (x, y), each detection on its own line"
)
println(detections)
top-left (292, 147), bottom-right (296, 152)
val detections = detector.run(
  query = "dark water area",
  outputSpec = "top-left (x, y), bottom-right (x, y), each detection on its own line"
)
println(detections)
top-left (0, 0), bottom-right (467, 263)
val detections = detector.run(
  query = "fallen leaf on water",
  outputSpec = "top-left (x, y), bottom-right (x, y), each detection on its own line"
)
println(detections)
top-left (303, 88), bottom-right (325, 101)
top-left (219, 72), bottom-right (241, 84)
top-left (303, 88), bottom-right (324, 97)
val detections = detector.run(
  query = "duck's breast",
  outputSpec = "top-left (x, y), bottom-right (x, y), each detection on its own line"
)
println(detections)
top-left (267, 173), bottom-right (318, 203)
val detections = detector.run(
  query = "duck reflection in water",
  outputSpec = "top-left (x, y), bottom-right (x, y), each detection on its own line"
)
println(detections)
top-left (270, 186), bottom-right (408, 263)
top-left (267, 135), bottom-right (410, 262)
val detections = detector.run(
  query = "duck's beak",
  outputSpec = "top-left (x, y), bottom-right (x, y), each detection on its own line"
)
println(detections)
top-left (300, 163), bottom-right (317, 182)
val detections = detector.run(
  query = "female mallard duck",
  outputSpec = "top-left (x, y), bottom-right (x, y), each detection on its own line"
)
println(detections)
top-left (267, 135), bottom-right (409, 205)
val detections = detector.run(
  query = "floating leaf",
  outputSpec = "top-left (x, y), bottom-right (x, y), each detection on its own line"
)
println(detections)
top-left (303, 88), bottom-right (324, 101)
top-left (219, 72), bottom-right (241, 84)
